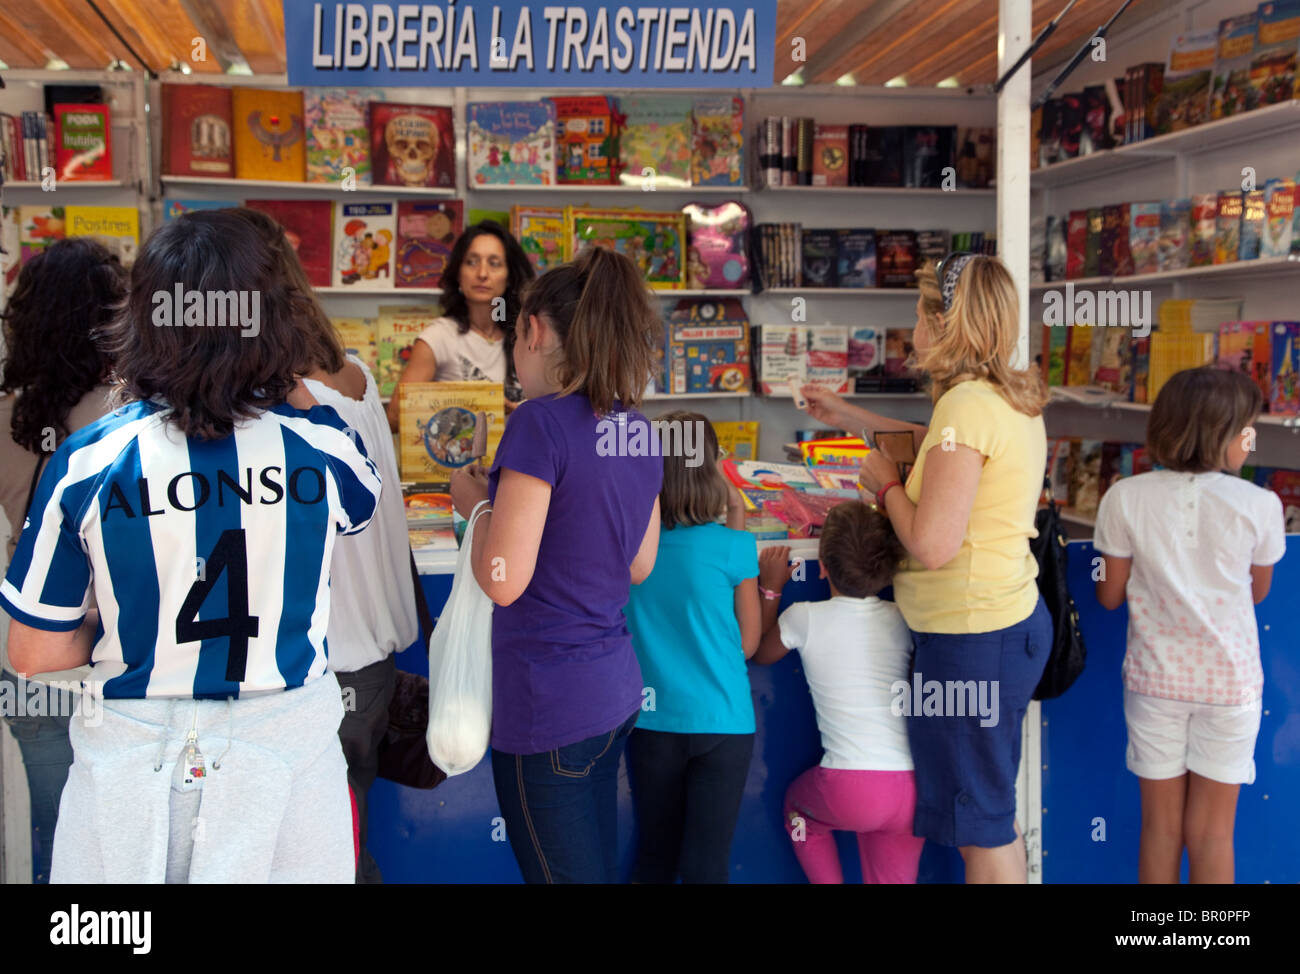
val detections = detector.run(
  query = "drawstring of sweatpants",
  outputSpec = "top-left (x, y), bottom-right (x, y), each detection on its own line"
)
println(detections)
top-left (212, 697), bottom-right (232, 770)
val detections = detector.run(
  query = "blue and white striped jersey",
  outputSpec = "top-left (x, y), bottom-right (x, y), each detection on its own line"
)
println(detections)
top-left (0, 399), bottom-right (382, 699)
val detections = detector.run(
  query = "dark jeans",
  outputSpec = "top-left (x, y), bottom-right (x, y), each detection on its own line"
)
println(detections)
top-left (336, 654), bottom-right (397, 884)
top-left (0, 669), bottom-right (75, 884)
top-left (626, 727), bottom-right (754, 884)
top-left (491, 710), bottom-right (638, 884)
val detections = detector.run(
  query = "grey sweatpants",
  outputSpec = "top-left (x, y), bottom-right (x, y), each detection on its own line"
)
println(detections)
top-left (51, 672), bottom-right (353, 884)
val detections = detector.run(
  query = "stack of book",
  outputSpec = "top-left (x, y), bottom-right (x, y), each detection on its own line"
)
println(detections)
top-left (402, 483), bottom-right (458, 554)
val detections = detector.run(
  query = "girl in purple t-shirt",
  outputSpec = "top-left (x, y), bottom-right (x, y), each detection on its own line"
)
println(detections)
top-left (450, 247), bottom-right (663, 884)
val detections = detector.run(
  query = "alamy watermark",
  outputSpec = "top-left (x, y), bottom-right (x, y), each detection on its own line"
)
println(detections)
top-left (1, 674), bottom-right (103, 726)
top-left (1041, 283), bottom-right (1152, 338)
top-left (151, 285), bottom-right (261, 337)
top-left (891, 672), bottom-right (1000, 727)
top-left (596, 415), bottom-right (707, 468)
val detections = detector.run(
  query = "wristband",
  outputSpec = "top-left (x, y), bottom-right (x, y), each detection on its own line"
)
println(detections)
top-left (875, 481), bottom-right (902, 508)
top-left (758, 585), bottom-right (781, 601)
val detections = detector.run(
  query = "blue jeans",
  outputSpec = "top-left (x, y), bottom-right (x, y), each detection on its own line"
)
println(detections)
top-left (491, 710), bottom-right (638, 884)
top-left (0, 669), bottom-right (75, 883)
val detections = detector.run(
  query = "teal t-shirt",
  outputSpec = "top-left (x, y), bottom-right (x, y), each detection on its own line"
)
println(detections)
top-left (624, 522), bottom-right (759, 734)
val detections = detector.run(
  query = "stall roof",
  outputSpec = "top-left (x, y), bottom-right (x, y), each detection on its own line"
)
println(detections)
top-left (0, 0), bottom-right (1149, 86)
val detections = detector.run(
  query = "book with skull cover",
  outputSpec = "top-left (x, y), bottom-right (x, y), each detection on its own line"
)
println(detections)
top-left (245, 199), bottom-right (333, 287)
top-left (162, 83), bottom-right (233, 178)
top-left (370, 102), bottom-right (454, 189)
top-left (395, 200), bottom-right (464, 288)
top-left (305, 88), bottom-right (381, 184)
top-left (231, 88), bottom-right (305, 182)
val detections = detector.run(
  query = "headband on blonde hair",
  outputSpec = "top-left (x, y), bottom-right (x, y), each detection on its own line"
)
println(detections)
top-left (937, 252), bottom-right (977, 312)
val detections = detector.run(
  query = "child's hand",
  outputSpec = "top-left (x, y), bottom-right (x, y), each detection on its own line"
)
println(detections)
top-left (450, 464), bottom-right (490, 518)
top-left (758, 545), bottom-right (795, 591)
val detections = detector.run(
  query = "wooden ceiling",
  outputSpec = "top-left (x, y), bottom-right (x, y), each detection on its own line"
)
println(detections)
top-left (0, 0), bottom-right (1149, 86)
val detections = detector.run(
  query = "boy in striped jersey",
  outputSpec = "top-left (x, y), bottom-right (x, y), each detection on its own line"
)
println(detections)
top-left (3, 210), bottom-right (382, 883)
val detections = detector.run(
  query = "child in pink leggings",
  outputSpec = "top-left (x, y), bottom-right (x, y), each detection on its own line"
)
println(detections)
top-left (755, 503), bottom-right (924, 884)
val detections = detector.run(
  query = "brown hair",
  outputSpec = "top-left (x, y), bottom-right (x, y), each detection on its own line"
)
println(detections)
top-left (104, 208), bottom-right (312, 440)
top-left (520, 246), bottom-right (662, 415)
top-left (915, 257), bottom-right (1048, 417)
top-left (235, 206), bottom-right (346, 375)
top-left (818, 502), bottom-right (905, 598)
top-left (1147, 367), bottom-right (1263, 472)
top-left (657, 411), bottom-right (727, 530)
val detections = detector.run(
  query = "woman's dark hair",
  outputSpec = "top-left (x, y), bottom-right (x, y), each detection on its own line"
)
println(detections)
top-left (520, 246), bottom-right (662, 415)
top-left (234, 206), bottom-right (346, 375)
top-left (818, 502), bottom-right (905, 599)
top-left (1147, 366), bottom-right (1264, 472)
top-left (1, 237), bottom-right (125, 453)
top-left (103, 208), bottom-right (312, 440)
top-left (440, 220), bottom-right (534, 391)
top-left (657, 411), bottom-right (727, 530)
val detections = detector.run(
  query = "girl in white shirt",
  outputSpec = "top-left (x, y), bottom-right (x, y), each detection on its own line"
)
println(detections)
top-left (754, 502), bottom-right (924, 884)
top-left (1095, 366), bottom-right (1286, 884)
top-left (385, 221), bottom-right (534, 431)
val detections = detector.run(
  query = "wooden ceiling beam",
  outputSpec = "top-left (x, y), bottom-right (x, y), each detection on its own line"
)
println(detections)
top-left (0, 6), bottom-right (54, 66)
top-left (800, 0), bottom-right (918, 83)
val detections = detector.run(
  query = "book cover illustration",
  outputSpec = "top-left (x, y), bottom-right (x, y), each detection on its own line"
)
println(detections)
top-left (1129, 201), bottom-right (1162, 274)
top-left (377, 305), bottom-right (435, 398)
top-left (1042, 325), bottom-right (1068, 387)
top-left (1157, 198), bottom-right (1192, 271)
top-left (806, 325), bottom-right (849, 394)
top-left (17, 205), bottom-right (65, 264)
top-left (332, 202), bottom-right (396, 288)
top-left (1251, 0), bottom-right (1300, 107)
top-left (1210, 12), bottom-right (1260, 119)
top-left (511, 205), bottom-right (566, 274)
top-left (1217, 321), bottom-right (1272, 403)
top-left (1215, 190), bottom-right (1244, 264)
top-left (800, 228), bottom-right (838, 287)
top-left (902, 126), bottom-right (955, 188)
top-left (758, 323), bottom-right (806, 395)
top-left (245, 199), bottom-right (333, 287)
top-left (665, 299), bottom-right (750, 395)
top-left (836, 229), bottom-right (877, 288)
top-left (305, 88), bottom-right (380, 184)
top-left (567, 208), bottom-right (685, 289)
top-left (1240, 189), bottom-right (1267, 259)
top-left (1271, 321), bottom-right (1299, 415)
top-left (163, 199), bottom-right (232, 222)
top-left (618, 95), bottom-right (690, 188)
top-left (721, 458), bottom-right (819, 491)
top-left (1262, 178), bottom-right (1296, 256)
top-left (1093, 329), bottom-right (1133, 394)
top-left (1190, 193), bottom-right (1218, 266)
top-left (1066, 209), bottom-right (1088, 278)
top-left (370, 102), bottom-right (454, 188)
top-left (848, 326), bottom-right (884, 392)
top-left (396, 200), bottom-right (464, 288)
top-left (692, 96), bottom-right (744, 187)
top-left (682, 201), bottom-right (749, 289)
top-left (53, 104), bottom-right (111, 181)
top-left (956, 127), bottom-right (995, 188)
top-left (883, 328), bottom-right (919, 388)
top-left (1067, 327), bottom-right (1093, 386)
top-left (331, 317), bottom-right (378, 381)
top-left (468, 101), bottom-right (555, 186)
top-left (812, 124), bottom-right (849, 187)
top-left (232, 88), bottom-right (305, 182)
top-left (1084, 207), bottom-right (1103, 277)
top-left (398, 382), bottom-right (504, 480)
top-left (1268, 469), bottom-right (1300, 532)
top-left (64, 206), bottom-right (138, 266)
top-left (712, 421), bottom-right (759, 461)
top-left (550, 96), bottom-right (619, 184)
top-left (877, 230), bottom-right (917, 287)
top-left (1154, 30), bottom-right (1217, 133)
top-left (161, 83), bottom-right (232, 177)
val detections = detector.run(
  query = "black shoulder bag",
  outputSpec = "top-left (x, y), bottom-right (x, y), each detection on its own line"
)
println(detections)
top-left (1030, 476), bottom-right (1087, 700)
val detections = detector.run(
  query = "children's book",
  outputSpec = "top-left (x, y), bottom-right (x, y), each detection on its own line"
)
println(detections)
top-left (1154, 30), bottom-right (1217, 133)
top-left (1129, 201), bottom-right (1162, 274)
top-left (1240, 189), bottom-right (1267, 260)
top-left (161, 84), bottom-right (232, 177)
top-left (567, 207), bottom-right (686, 289)
top-left (1042, 325), bottom-right (1068, 387)
top-left (467, 102), bottom-right (555, 186)
top-left (64, 205), bottom-right (138, 265)
top-left (712, 421), bottom-right (759, 461)
top-left (510, 205), bottom-right (566, 273)
top-left (1251, 0), bottom-right (1300, 107)
top-left (1215, 191), bottom-right (1244, 264)
top-left (53, 104), bottom-right (111, 181)
top-left (245, 199), bottom-right (333, 287)
top-left (549, 96), bottom-right (619, 184)
top-left (1209, 12), bottom-right (1260, 119)
top-left (617, 95), bottom-right (691, 188)
top-left (332, 202), bottom-right (395, 289)
top-left (721, 458), bottom-right (819, 491)
top-left (332, 316), bottom-right (379, 381)
top-left (664, 298), bottom-right (751, 395)
top-left (1157, 198), bottom-right (1192, 271)
top-left (305, 88), bottom-right (379, 184)
top-left (692, 97), bottom-right (744, 187)
top-left (398, 382), bottom-right (504, 481)
top-left (1092, 329), bottom-right (1134, 395)
top-left (370, 102), bottom-right (454, 188)
top-left (17, 205), bottom-right (65, 265)
top-left (1262, 178), bottom-right (1296, 257)
top-left (395, 200), bottom-right (463, 288)
top-left (1270, 320), bottom-right (1300, 415)
top-left (231, 88), bottom-right (305, 182)
top-left (1067, 328), bottom-right (1094, 386)
top-left (682, 201), bottom-right (749, 289)
top-left (1066, 210), bottom-right (1088, 279)
top-left (1268, 468), bottom-right (1300, 532)
top-left (1217, 321), bottom-right (1272, 403)
top-left (1190, 193), bottom-right (1218, 266)
top-left (1084, 207), bottom-right (1103, 277)
top-left (376, 305), bottom-right (435, 398)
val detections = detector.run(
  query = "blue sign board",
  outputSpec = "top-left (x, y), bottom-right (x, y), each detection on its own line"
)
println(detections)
top-left (284, 1), bottom-right (777, 88)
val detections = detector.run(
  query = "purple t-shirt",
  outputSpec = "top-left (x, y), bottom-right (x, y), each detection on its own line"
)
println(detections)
top-left (487, 392), bottom-right (662, 753)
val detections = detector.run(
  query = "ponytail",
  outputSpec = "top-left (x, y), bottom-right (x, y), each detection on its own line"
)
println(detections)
top-left (521, 247), bottom-right (662, 415)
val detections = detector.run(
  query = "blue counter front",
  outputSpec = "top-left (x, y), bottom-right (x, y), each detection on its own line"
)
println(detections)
top-left (368, 539), bottom-right (1300, 883)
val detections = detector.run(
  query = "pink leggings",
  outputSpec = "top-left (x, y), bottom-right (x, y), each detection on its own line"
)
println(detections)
top-left (783, 766), bottom-right (925, 884)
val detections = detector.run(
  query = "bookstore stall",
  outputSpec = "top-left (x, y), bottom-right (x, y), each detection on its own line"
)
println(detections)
top-left (0, 0), bottom-right (1297, 886)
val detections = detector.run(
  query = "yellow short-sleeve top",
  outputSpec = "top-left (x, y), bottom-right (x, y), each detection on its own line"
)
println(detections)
top-left (891, 378), bottom-right (1047, 634)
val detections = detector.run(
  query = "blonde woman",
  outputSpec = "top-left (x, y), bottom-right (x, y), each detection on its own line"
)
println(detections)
top-left (801, 253), bottom-right (1049, 884)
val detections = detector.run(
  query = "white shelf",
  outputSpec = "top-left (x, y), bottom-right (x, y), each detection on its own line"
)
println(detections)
top-left (1031, 256), bottom-right (1300, 291)
top-left (758, 185), bottom-right (995, 198)
top-left (644, 391), bottom-right (750, 400)
top-left (161, 175), bottom-right (456, 196)
top-left (316, 286), bottom-right (443, 295)
top-left (1031, 99), bottom-right (1300, 190)
top-left (1047, 395), bottom-right (1298, 428)
top-left (761, 287), bottom-right (919, 297)
top-left (471, 184), bottom-right (748, 194)
top-left (658, 289), bottom-right (749, 298)
top-left (4, 180), bottom-right (126, 189)
top-left (1029, 275), bottom-right (1110, 293)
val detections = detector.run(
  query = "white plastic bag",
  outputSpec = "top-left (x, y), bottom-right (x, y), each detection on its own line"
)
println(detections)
top-left (426, 499), bottom-right (493, 776)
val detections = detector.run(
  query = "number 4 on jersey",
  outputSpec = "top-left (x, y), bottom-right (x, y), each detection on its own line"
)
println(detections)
top-left (176, 528), bottom-right (260, 683)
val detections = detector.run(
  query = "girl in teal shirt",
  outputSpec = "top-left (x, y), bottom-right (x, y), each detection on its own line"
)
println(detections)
top-left (624, 411), bottom-right (761, 883)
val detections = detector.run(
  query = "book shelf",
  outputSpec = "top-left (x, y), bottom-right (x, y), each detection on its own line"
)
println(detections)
top-left (1032, 255), bottom-right (1300, 291)
top-left (160, 175), bottom-right (457, 196)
